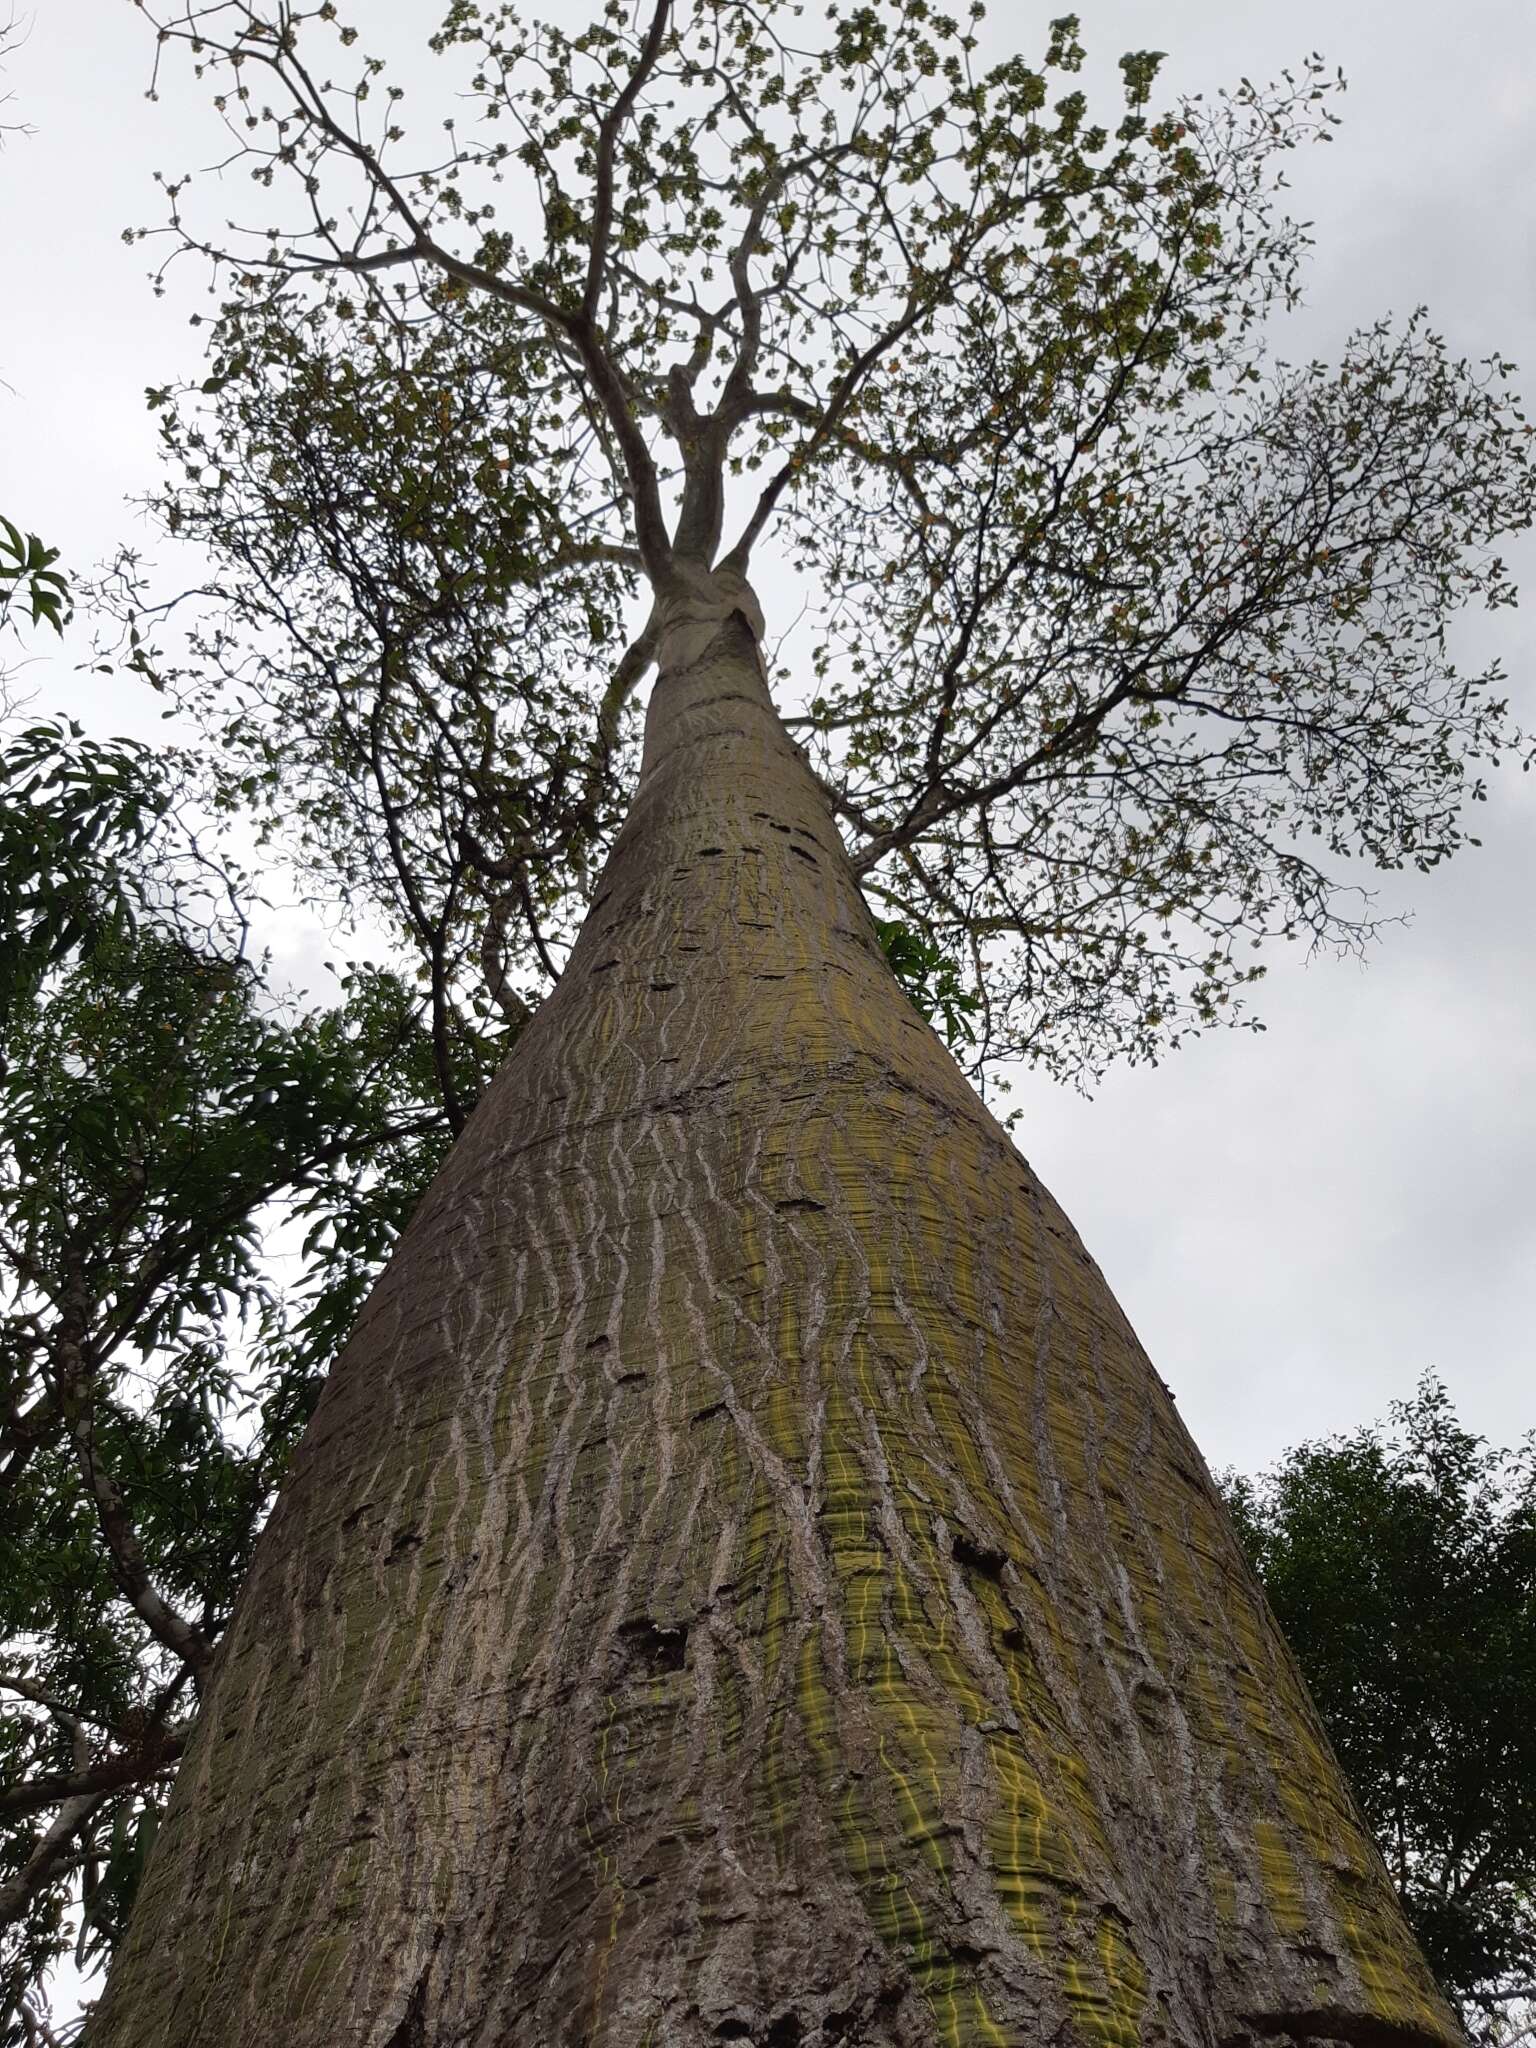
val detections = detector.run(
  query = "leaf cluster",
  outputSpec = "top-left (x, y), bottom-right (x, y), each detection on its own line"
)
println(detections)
top-left (0, 523), bottom-right (69, 642)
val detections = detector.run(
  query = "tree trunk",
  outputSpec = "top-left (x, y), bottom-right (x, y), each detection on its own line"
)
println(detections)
top-left (88, 574), bottom-right (1460, 2048)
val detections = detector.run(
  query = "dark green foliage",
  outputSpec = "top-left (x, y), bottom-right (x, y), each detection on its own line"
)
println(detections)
top-left (0, 722), bottom-right (166, 1036)
top-left (0, 522), bottom-right (69, 640)
top-left (874, 917), bottom-right (980, 1046)
top-left (0, 719), bottom-right (472, 2036)
top-left (1223, 1381), bottom-right (1536, 2041)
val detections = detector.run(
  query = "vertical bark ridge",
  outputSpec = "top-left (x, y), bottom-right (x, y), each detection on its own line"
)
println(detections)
top-left (88, 575), bottom-right (1459, 2048)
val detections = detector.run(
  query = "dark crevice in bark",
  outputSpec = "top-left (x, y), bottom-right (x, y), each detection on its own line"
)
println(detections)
top-left (617, 1618), bottom-right (688, 1676)
top-left (952, 1535), bottom-right (1008, 1582)
top-left (379, 1961), bottom-right (431, 2048)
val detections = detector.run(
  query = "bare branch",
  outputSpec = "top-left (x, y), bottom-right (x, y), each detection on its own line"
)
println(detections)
top-left (583, 0), bottom-right (673, 322)
top-left (54, 1281), bottom-right (213, 1686)
top-left (0, 1728), bottom-right (190, 1824)
top-left (0, 1789), bottom-right (112, 1930)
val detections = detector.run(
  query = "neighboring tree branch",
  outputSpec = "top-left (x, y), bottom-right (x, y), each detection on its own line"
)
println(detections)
top-left (54, 1280), bottom-right (213, 1687)
top-left (0, 1730), bottom-right (190, 1825)
top-left (0, 1788), bottom-right (112, 1929)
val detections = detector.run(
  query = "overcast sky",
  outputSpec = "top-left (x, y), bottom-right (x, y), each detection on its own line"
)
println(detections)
top-left (5, 0), bottom-right (1535, 1482)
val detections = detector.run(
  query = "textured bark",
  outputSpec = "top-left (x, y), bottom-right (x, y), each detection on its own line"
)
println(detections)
top-left (89, 574), bottom-right (1459, 2048)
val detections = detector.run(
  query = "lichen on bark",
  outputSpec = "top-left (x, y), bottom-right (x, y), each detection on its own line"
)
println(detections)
top-left (86, 579), bottom-right (1461, 2048)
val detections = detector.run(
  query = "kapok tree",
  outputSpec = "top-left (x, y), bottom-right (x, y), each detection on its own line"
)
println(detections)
top-left (88, 1), bottom-right (1531, 2042)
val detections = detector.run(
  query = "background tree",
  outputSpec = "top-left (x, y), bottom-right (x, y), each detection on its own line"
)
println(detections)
top-left (1224, 1380), bottom-right (1536, 2047)
top-left (0, 686), bottom-right (466, 2037)
top-left (4, 0), bottom-right (1534, 2040)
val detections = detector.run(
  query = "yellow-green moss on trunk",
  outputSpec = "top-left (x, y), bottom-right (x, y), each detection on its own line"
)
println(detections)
top-left (89, 577), bottom-right (1460, 2048)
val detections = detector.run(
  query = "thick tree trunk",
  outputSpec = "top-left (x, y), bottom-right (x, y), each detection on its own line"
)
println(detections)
top-left (89, 575), bottom-right (1459, 2048)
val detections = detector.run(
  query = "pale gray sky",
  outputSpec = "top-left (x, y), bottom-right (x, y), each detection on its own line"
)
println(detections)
top-left (5, 0), bottom-right (1535, 1487)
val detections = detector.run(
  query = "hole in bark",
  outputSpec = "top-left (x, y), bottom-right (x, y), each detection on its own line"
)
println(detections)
top-left (999, 1625), bottom-right (1025, 1653)
top-left (713, 2025), bottom-right (753, 2041)
top-left (616, 1370), bottom-right (647, 1387)
top-left (775, 1195), bottom-right (826, 1213)
top-left (699, 846), bottom-right (725, 857)
top-left (768, 2020), bottom-right (803, 2047)
top-left (1134, 1677), bottom-right (1173, 1732)
top-left (592, 959), bottom-right (620, 974)
top-left (586, 1333), bottom-right (610, 1350)
top-left (821, 1988), bottom-right (904, 2040)
top-left (690, 1401), bottom-right (727, 1427)
top-left (381, 1964), bottom-right (431, 2048)
top-left (953, 1535), bottom-right (1007, 1581)
top-left (618, 1618), bottom-right (688, 1675)
top-left (650, 979), bottom-right (678, 992)
top-left (386, 1528), bottom-right (423, 1564)
top-left (788, 844), bottom-right (818, 865)
top-left (754, 971), bottom-right (786, 981)
top-left (1291, 1943), bottom-right (1342, 1967)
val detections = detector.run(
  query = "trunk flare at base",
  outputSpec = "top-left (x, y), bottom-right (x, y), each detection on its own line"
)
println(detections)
top-left (87, 577), bottom-right (1459, 2048)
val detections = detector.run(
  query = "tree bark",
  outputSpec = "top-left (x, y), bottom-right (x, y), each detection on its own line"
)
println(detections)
top-left (87, 573), bottom-right (1460, 2048)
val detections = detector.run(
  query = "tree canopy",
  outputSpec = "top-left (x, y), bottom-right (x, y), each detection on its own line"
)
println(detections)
top-left (1225, 1380), bottom-right (1536, 2045)
top-left (117, 0), bottom-right (1534, 1086)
